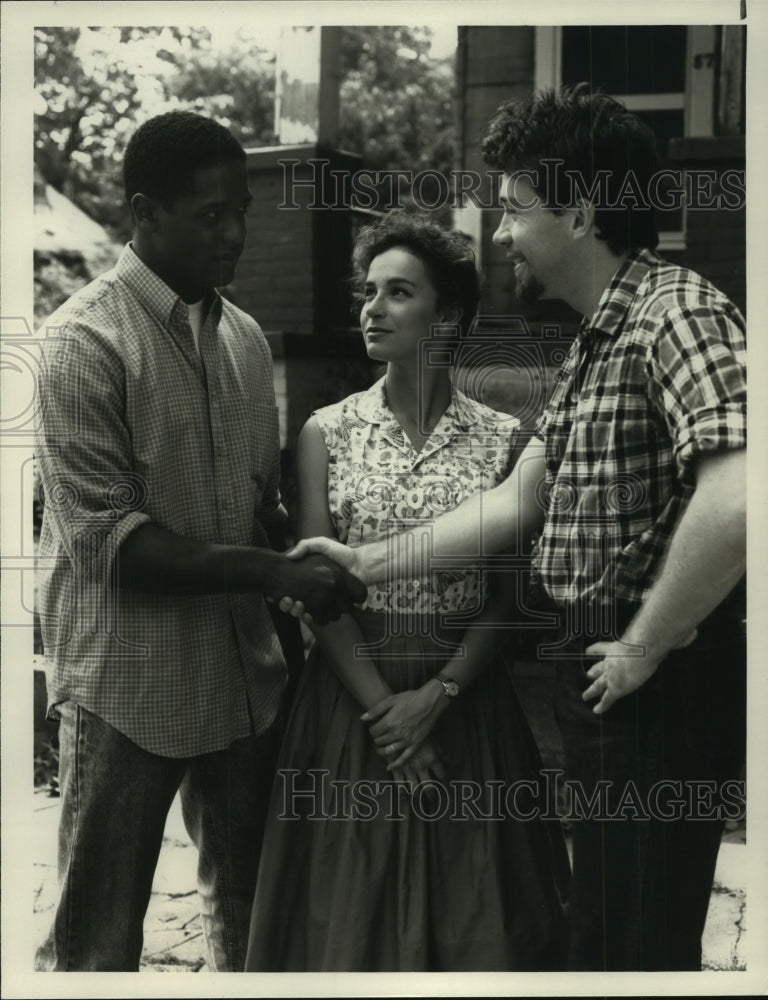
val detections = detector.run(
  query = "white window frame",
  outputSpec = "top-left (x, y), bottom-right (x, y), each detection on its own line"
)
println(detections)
top-left (535, 25), bottom-right (717, 251)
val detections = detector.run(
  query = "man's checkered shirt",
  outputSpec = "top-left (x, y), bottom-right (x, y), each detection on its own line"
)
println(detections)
top-left (35, 245), bottom-right (287, 757)
top-left (533, 248), bottom-right (746, 607)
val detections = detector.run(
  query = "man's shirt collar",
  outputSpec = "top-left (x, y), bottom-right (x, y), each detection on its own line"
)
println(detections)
top-left (352, 375), bottom-right (481, 433)
top-left (586, 248), bottom-right (659, 339)
top-left (116, 243), bottom-right (222, 328)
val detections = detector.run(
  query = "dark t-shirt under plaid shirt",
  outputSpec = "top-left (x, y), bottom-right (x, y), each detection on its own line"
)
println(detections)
top-left (533, 248), bottom-right (746, 608)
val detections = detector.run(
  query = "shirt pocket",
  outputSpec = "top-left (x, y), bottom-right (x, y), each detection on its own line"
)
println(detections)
top-left (567, 410), bottom-right (656, 524)
top-left (572, 392), bottom-right (655, 458)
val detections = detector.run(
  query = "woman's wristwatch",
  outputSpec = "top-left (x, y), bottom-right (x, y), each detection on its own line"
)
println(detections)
top-left (434, 671), bottom-right (460, 698)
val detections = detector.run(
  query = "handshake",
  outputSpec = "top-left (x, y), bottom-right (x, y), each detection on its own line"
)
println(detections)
top-left (267, 538), bottom-right (367, 626)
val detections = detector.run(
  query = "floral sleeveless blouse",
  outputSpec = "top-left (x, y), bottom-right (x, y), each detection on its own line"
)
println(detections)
top-left (313, 376), bottom-right (520, 613)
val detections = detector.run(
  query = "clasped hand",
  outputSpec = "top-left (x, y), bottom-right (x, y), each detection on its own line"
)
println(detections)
top-left (362, 686), bottom-right (446, 773)
top-left (268, 551), bottom-right (366, 626)
top-left (387, 738), bottom-right (446, 790)
top-left (275, 538), bottom-right (360, 624)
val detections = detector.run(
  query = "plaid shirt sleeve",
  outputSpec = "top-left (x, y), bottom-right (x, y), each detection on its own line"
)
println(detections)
top-left (36, 322), bottom-right (150, 584)
top-left (647, 302), bottom-right (746, 479)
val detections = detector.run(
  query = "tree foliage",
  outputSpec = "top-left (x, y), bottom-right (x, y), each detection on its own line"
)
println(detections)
top-left (34, 25), bottom-right (455, 239)
top-left (35, 26), bottom-right (145, 233)
top-left (34, 26), bottom-right (277, 239)
top-left (338, 26), bottom-right (454, 177)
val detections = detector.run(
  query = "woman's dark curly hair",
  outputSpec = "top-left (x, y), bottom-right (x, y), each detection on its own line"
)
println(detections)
top-left (482, 84), bottom-right (660, 255)
top-left (352, 210), bottom-right (481, 336)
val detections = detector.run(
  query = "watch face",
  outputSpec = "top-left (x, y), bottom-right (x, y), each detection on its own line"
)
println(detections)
top-left (443, 679), bottom-right (460, 697)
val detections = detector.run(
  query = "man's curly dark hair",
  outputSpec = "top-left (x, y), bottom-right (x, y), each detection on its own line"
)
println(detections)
top-left (352, 210), bottom-right (481, 336)
top-left (123, 111), bottom-right (246, 208)
top-left (481, 84), bottom-right (660, 255)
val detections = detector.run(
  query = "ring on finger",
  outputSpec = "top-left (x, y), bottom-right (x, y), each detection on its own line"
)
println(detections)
top-left (387, 742), bottom-right (397, 754)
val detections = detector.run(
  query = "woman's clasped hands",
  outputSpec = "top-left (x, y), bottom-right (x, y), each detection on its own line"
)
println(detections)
top-left (362, 684), bottom-right (448, 788)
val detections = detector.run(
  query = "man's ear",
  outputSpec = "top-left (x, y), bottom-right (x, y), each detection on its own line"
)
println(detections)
top-left (130, 193), bottom-right (160, 231)
top-left (568, 199), bottom-right (595, 242)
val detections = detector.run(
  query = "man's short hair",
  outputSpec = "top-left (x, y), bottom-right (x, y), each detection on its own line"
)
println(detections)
top-left (123, 111), bottom-right (246, 207)
top-left (352, 208), bottom-right (481, 336)
top-left (482, 84), bottom-right (660, 255)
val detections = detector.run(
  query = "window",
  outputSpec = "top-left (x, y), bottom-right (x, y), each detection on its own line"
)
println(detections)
top-left (535, 25), bottom-right (717, 249)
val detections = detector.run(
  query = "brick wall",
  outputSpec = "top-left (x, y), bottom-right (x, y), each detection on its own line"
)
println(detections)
top-left (238, 153), bottom-right (315, 334)
top-left (666, 137), bottom-right (746, 317)
top-left (238, 145), bottom-right (363, 335)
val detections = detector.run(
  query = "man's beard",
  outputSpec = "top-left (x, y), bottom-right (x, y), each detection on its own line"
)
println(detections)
top-left (515, 269), bottom-right (546, 304)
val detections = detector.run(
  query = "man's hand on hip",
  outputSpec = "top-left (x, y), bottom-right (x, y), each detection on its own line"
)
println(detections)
top-left (582, 629), bottom-right (697, 713)
top-left (581, 640), bottom-right (663, 714)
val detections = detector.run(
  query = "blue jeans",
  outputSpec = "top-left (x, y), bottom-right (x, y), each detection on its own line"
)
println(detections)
top-left (35, 702), bottom-right (282, 971)
top-left (551, 601), bottom-right (746, 971)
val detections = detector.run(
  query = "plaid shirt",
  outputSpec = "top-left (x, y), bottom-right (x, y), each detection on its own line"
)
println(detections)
top-left (533, 248), bottom-right (746, 607)
top-left (35, 245), bottom-right (287, 757)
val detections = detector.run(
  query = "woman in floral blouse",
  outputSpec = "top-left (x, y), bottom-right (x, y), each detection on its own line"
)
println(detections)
top-left (245, 211), bottom-right (569, 972)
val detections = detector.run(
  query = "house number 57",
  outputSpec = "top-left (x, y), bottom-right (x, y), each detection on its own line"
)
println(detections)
top-left (693, 52), bottom-right (715, 69)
